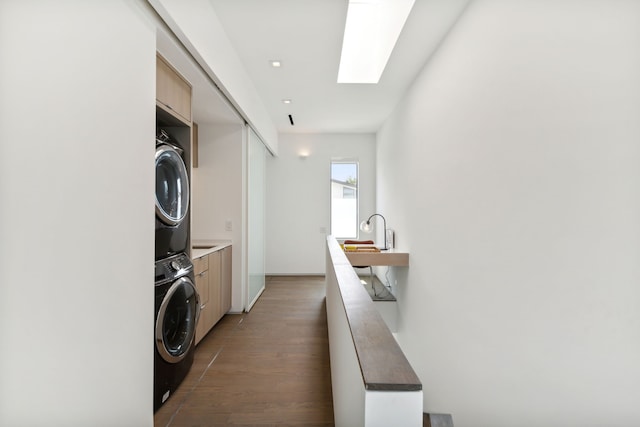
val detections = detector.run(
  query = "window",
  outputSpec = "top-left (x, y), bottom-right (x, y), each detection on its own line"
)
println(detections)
top-left (342, 187), bottom-right (356, 198)
top-left (331, 161), bottom-right (358, 238)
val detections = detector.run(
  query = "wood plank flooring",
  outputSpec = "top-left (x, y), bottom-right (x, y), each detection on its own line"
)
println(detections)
top-left (154, 276), bottom-right (334, 427)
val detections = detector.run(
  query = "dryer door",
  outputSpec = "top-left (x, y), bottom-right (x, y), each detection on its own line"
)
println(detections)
top-left (155, 144), bottom-right (190, 226)
top-left (156, 277), bottom-right (200, 363)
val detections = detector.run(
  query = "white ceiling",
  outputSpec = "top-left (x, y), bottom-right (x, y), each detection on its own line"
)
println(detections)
top-left (209, 0), bottom-right (470, 134)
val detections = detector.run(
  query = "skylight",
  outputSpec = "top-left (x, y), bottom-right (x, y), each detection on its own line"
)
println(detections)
top-left (337, 0), bottom-right (415, 84)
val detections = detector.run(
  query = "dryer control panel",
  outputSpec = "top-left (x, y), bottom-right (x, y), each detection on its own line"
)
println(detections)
top-left (155, 252), bottom-right (193, 285)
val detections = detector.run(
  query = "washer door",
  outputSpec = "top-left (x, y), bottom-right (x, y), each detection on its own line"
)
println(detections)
top-left (156, 144), bottom-right (190, 226)
top-left (156, 277), bottom-right (200, 363)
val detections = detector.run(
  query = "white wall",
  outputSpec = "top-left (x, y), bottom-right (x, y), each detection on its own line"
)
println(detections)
top-left (192, 124), bottom-right (245, 312)
top-left (0, 1), bottom-right (156, 426)
top-left (266, 133), bottom-right (376, 275)
top-left (377, 1), bottom-right (640, 426)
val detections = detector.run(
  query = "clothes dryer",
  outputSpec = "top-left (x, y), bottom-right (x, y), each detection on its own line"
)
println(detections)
top-left (155, 129), bottom-right (190, 260)
top-left (154, 252), bottom-right (199, 411)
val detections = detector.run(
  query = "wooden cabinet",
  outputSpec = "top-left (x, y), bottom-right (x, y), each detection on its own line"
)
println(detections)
top-left (207, 250), bottom-right (222, 330)
top-left (220, 246), bottom-right (232, 315)
top-left (194, 255), bottom-right (209, 344)
top-left (194, 246), bottom-right (233, 345)
top-left (156, 53), bottom-right (192, 124)
top-left (192, 122), bottom-right (199, 168)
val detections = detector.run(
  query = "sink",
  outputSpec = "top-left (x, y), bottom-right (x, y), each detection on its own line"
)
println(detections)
top-left (193, 245), bottom-right (217, 250)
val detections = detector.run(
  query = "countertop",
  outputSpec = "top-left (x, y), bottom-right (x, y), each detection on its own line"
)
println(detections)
top-left (191, 239), bottom-right (232, 259)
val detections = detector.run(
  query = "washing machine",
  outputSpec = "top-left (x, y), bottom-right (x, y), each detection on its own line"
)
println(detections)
top-left (155, 128), bottom-right (190, 260)
top-left (154, 252), bottom-right (200, 412)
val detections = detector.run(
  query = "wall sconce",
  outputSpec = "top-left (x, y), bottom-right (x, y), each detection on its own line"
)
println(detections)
top-left (360, 213), bottom-right (388, 250)
top-left (298, 150), bottom-right (310, 159)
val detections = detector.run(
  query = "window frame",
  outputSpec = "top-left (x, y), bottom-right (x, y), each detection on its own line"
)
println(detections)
top-left (330, 160), bottom-right (359, 239)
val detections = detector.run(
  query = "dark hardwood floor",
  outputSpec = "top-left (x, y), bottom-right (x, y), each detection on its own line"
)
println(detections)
top-left (155, 276), bottom-right (334, 427)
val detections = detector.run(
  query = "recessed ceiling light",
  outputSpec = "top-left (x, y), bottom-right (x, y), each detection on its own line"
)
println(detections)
top-left (338, 0), bottom-right (415, 84)
top-left (282, 99), bottom-right (292, 104)
top-left (269, 60), bottom-right (282, 68)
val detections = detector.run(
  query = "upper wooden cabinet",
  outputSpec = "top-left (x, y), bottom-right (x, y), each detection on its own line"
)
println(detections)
top-left (156, 53), bottom-right (192, 124)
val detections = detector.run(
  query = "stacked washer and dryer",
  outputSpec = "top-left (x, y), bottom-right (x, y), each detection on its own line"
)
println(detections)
top-left (154, 128), bottom-right (199, 411)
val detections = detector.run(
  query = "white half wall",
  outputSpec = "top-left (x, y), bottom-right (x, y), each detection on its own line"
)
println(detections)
top-left (325, 241), bottom-right (422, 427)
top-left (0, 1), bottom-right (156, 425)
top-left (266, 133), bottom-right (376, 275)
top-left (377, 1), bottom-right (640, 426)
top-left (192, 124), bottom-right (245, 312)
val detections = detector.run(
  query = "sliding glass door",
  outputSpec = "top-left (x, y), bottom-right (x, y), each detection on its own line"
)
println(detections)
top-left (247, 127), bottom-right (266, 310)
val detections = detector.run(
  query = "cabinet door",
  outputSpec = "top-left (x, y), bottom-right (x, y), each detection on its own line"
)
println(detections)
top-left (221, 246), bottom-right (232, 315)
top-left (194, 269), bottom-right (209, 344)
top-left (156, 54), bottom-right (192, 124)
top-left (208, 251), bottom-right (222, 325)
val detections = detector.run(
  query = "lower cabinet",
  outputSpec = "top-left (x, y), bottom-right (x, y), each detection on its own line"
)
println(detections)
top-left (221, 245), bottom-right (232, 315)
top-left (194, 254), bottom-right (210, 344)
top-left (194, 246), bottom-right (232, 345)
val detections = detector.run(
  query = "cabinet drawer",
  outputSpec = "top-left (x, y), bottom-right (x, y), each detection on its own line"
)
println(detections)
top-left (193, 255), bottom-right (209, 275)
top-left (195, 270), bottom-right (210, 306)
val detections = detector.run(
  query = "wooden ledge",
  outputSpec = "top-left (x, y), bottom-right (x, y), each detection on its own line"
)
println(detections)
top-left (327, 236), bottom-right (421, 392)
top-left (345, 250), bottom-right (409, 267)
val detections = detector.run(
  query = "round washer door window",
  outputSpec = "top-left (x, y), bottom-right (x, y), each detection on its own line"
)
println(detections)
top-left (156, 145), bottom-right (190, 226)
top-left (156, 277), bottom-right (199, 363)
